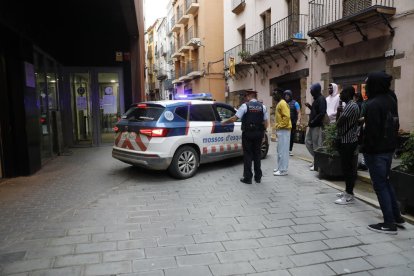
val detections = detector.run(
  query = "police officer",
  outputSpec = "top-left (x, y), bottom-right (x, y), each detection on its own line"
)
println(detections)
top-left (222, 90), bottom-right (269, 184)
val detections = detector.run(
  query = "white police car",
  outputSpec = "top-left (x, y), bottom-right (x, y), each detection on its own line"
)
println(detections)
top-left (112, 94), bottom-right (269, 179)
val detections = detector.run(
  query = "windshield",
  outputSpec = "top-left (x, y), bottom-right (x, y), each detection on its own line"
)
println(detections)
top-left (122, 105), bottom-right (165, 121)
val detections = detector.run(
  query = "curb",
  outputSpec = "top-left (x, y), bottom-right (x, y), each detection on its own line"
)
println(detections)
top-left (295, 154), bottom-right (414, 225)
top-left (322, 180), bottom-right (414, 225)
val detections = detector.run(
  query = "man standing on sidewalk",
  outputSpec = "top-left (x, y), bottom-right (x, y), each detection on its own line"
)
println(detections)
top-left (361, 71), bottom-right (405, 234)
top-left (326, 83), bottom-right (341, 124)
top-left (305, 83), bottom-right (327, 171)
top-left (334, 86), bottom-right (360, 205)
top-left (273, 90), bottom-right (291, 176)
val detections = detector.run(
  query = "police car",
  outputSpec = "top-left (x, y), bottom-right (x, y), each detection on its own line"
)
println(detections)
top-left (112, 94), bottom-right (269, 179)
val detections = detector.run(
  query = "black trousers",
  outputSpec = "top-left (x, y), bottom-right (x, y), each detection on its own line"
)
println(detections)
top-left (338, 142), bottom-right (358, 195)
top-left (242, 130), bottom-right (263, 181)
top-left (290, 123), bottom-right (296, 151)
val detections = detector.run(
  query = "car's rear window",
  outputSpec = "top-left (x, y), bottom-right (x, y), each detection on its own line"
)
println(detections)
top-left (122, 104), bottom-right (165, 121)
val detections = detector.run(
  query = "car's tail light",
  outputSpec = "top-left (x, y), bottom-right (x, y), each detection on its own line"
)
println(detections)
top-left (113, 126), bottom-right (119, 133)
top-left (139, 128), bottom-right (168, 137)
top-left (137, 103), bottom-right (147, 108)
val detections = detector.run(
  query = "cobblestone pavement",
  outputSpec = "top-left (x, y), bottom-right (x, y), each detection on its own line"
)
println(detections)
top-left (0, 143), bottom-right (413, 276)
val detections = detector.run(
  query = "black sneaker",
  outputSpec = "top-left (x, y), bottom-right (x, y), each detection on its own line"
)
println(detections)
top-left (240, 178), bottom-right (252, 184)
top-left (254, 178), bottom-right (261, 183)
top-left (367, 223), bottom-right (397, 235)
top-left (395, 217), bottom-right (406, 229)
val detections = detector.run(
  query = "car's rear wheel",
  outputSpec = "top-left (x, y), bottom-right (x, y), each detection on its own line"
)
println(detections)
top-left (168, 146), bottom-right (199, 179)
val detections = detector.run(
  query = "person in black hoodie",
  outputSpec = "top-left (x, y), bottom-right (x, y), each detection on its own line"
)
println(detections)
top-left (304, 83), bottom-right (327, 171)
top-left (361, 71), bottom-right (405, 234)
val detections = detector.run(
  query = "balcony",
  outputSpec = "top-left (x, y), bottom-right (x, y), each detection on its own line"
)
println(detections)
top-left (176, 7), bottom-right (190, 26)
top-left (224, 14), bottom-right (309, 71)
top-left (186, 26), bottom-right (201, 47)
top-left (186, 60), bottom-right (204, 78)
top-left (308, 0), bottom-right (396, 40)
top-left (179, 34), bottom-right (193, 53)
top-left (185, 0), bottom-right (199, 15)
top-left (164, 79), bottom-right (174, 90)
top-left (224, 44), bottom-right (244, 69)
top-left (157, 69), bottom-right (168, 80)
top-left (232, 0), bottom-right (246, 15)
top-left (177, 65), bottom-right (191, 82)
top-left (178, 15), bottom-right (190, 25)
top-left (172, 22), bottom-right (183, 33)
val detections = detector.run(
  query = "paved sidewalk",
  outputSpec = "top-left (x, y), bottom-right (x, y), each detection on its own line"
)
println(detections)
top-left (0, 143), bottom-right (413, 276)
top-left (289, 142), bottom-right (414, 222)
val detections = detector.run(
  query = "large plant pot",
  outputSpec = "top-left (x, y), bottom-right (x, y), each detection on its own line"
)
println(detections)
top-left (314, 148), bottom-right (358, 179)
top-left (390, 166), bottom-right (414, 213)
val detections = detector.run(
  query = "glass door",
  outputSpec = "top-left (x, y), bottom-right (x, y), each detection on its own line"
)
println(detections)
top-left (98, 72), bottom-right (121, 144)
top-left (70, 72), bottom-right (93, 146)
top-left (67, 67), bottom-right (123, 146)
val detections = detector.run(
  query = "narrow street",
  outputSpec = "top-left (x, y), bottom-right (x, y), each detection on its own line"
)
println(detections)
top-left (0, 143), bottom-right (413, 276)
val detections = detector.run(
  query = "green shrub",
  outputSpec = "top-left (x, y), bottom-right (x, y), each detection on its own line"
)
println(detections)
top-left (322, 123), bottom-right (339, 156)
top-left (400, 132), bottom-right (414, 173)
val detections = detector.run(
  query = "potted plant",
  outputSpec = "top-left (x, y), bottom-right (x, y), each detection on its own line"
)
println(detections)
top-left (238, 50), bottom-right (251, 61)
top-left (314, 123), bottom-right (358, 179)
top-left (390, 131), bottom-right (414, 213)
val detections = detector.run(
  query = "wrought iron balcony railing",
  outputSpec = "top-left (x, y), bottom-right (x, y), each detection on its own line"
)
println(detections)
top-left (309, 0), bottom-right (395, 31)
top-left (177, 6), bottom-right (183, 22)
top-left (185, 60), bottom-right (199, 75)
top-left (224, 44), bottom-right (244, 68)
top-left (185, 26), bottom-right (198, 43)
top-left (178, 35), bottom-right (184, 49)
top-left (224, 14), bottom-right (308, 67)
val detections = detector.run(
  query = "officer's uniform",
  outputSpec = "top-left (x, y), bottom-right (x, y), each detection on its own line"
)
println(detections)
top-left (236, 99), bottom-right (268, 183)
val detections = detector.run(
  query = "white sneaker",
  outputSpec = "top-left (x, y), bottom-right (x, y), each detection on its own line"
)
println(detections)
top-left (273, 169), bottom-right (277, 172)
top-left (336, 192), bottom-right (345, 198)
top-left (309, 162), bottom-right (314, 167)
top-left (335, 194), bottom-right (354, 205)
top-left (289, 151), bottom-right (293, 156)
top-left (310, 165), bottom-right (314, 171)
top-left (274, 170), bottom-right (288, 176)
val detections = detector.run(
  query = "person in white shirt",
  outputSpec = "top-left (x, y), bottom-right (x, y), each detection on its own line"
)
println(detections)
top-left (326, 83), bottom-right (340, 123)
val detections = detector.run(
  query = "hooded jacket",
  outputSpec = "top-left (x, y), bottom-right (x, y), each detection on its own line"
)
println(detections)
top-left (309, 83), bottom-right (327, 127)
top-left (326, 83), bottom-right (340, 123)
top-left (361, 72), bottom-right (399, 154)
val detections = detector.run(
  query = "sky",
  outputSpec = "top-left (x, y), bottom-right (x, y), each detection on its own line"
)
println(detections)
top-left (144, 0), bottom-right (169, 29)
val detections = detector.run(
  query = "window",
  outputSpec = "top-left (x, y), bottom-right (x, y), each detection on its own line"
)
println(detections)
top-left (216, 105), bottom-right (235, 121)
top-left (239, 26), bottom-right (246, 51)
top-left (175, 106), bottom-right (188, 120)
top-left (189, 105), bottom-right (216, 121)
top-left (123, 105), bottom-right (164, 121)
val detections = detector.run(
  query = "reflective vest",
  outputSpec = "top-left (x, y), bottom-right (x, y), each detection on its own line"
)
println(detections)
top-left (242, 101), bottom-right (264, 132)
